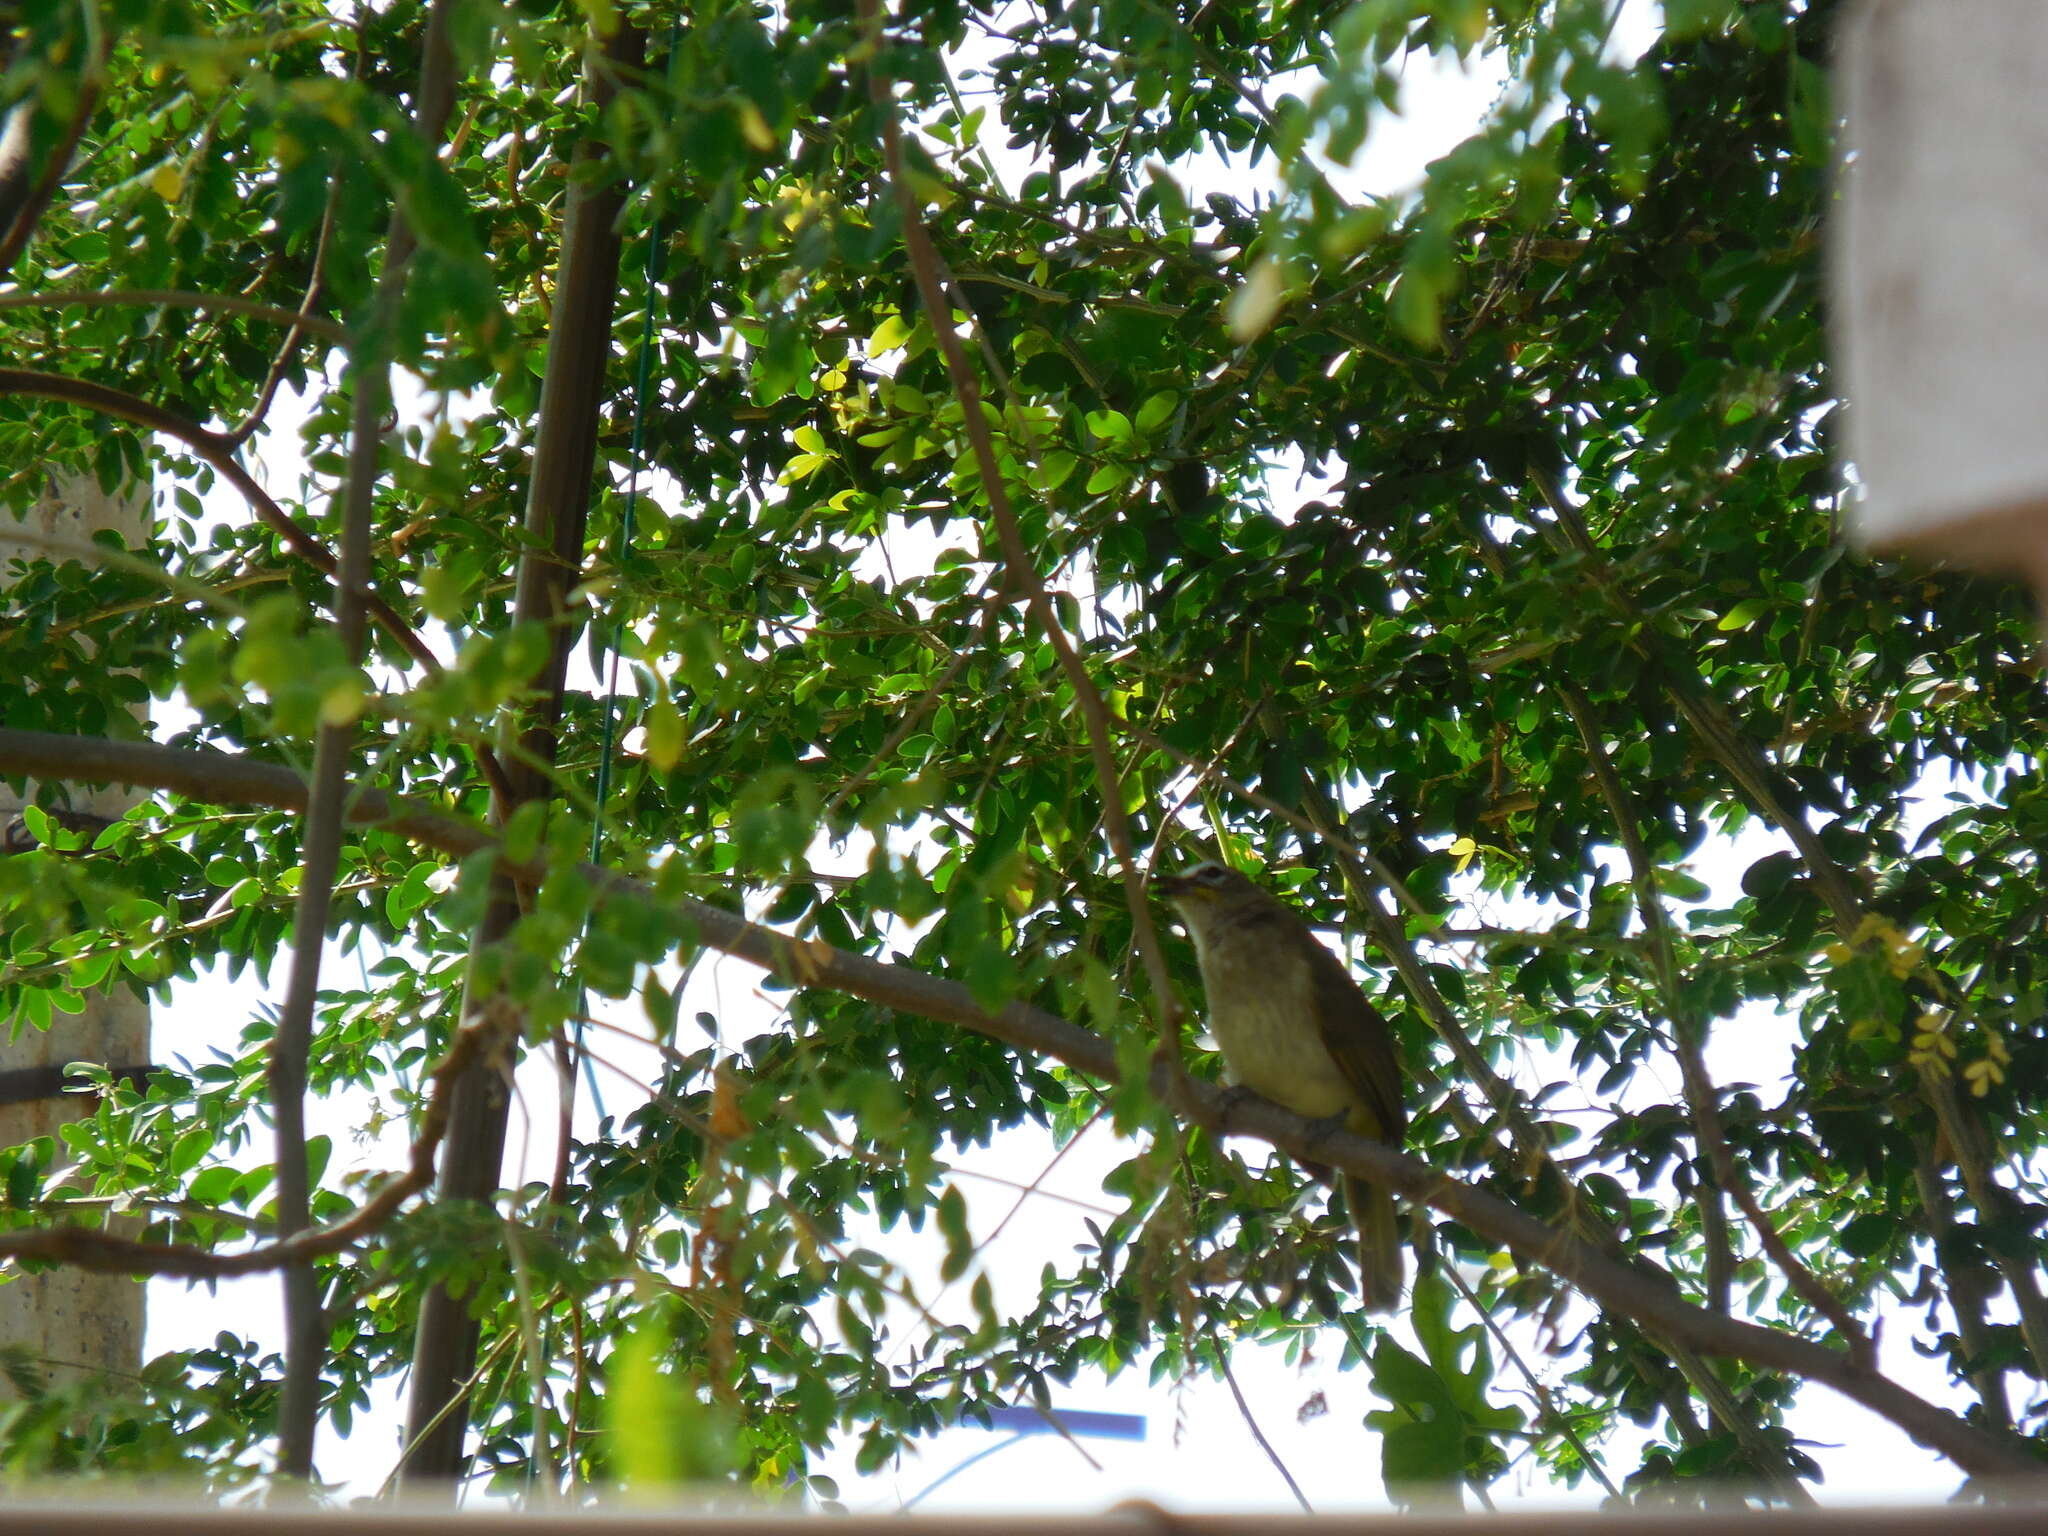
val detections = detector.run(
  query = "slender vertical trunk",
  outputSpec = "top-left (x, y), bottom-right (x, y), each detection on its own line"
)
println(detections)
top-left (395, 17), bottom-right (647, 1488)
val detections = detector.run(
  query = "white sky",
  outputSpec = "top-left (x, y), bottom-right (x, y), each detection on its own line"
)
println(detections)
top-left (68, 0), bottom-right (1993, 1511)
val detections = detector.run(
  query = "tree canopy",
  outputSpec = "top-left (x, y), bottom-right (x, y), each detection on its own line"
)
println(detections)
top-left (3, 0), bottom-right (2045, 1504)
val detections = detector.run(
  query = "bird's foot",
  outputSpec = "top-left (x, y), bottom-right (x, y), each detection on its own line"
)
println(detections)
top-left (1303, 1108), bottom-right (1352, 1149)
top-left (1213, 1083), bottom-right (1261, 1122)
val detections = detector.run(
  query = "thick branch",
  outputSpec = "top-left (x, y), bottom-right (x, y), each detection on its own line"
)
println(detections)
top-left (0, 726), bottom-right (2033, 1479)
top-left (496, 25), bottom-right (640, 805)
top-left (401, 14), bottom-right (644, 1487)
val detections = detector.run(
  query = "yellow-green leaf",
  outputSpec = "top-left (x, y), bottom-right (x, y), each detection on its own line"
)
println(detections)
top-left (868, 313), bottom-right (914, 356)
top-left (1085, 462), bottom-right (1128, 495)
top-left (1228, 257), bottom-right (1286, 341)
top-left (644, 697), bottom-right (684, 771)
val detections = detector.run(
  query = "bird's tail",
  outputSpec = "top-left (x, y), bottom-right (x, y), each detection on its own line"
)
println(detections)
top-left (1344, 1172), bottom-right (1404, 1314)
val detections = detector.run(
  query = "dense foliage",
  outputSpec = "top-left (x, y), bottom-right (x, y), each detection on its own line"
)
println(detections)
top-left (3, 0), bottom-right (2044, 1503)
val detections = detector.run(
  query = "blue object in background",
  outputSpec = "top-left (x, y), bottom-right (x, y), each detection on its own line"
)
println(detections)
top-left (901, 1405), bottom-right (1148, 1509)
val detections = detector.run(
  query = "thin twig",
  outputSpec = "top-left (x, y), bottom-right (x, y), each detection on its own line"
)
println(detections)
top-left (0, 34), bottom-right (106, 277)
top-left (1454, 498), bottom-right (1849, 1490)
top-left (1554, 579), bottom-right (1875, 1361)
top-left (1220, 1357), bottom-right (1312, 1513)
top-left (1123, 722), bottom-right (1431, 921)
top-left (0, 287), bottom-right (349, 343)
top-left (381, 1323), bottom-right (524, 1496)
top-left (882, 1105), bottom-right (1107, 1373)
top-left (859, 0), bottom-right (1184, 1067)
top-left (0, 369), bottom-right (433, 671)
top-left (1124, 695), bottom-right (1263, 996)
top-left (1914, 1148), bottom-right (2011, 1428)
top-left (819, 594), bottom-right (1001, 829)
top-left (224, 190), bottom-right (344, 446)
top-left (0, 366), bottom-right (514, 808)
top-left (1438, 1261), bottom-right (1621, 1499)
top-left (1558, 680), bottom-right (1739, 1318)
top-left (0, 999), bottom-right (510, 1278)
top-left (1155, 723), bottom-right (1821, 1496)
top-left (270, 0), bottom-right (462, 1472)
top-left (1141, 695), bottom-right (1262, 882)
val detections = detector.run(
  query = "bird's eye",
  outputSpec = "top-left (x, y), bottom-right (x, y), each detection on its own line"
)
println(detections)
top-left (1194, 864), bottom-right (1226, 884)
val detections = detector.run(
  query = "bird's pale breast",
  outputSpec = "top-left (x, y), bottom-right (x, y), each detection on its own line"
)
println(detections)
top-left (1193, 918), bottom-right (1359, 1122)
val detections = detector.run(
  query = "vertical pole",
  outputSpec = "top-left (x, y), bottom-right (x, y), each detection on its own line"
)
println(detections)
top-left (0, 472), bottom-right (152, 1393)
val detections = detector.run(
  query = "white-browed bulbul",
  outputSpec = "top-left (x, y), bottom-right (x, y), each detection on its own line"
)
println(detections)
top-left (1154, 861), bottom-right (1406, 1312)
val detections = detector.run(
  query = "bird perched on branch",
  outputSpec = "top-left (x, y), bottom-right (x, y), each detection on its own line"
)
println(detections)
top-left (1153, 860), bottom-right (1406, 1312)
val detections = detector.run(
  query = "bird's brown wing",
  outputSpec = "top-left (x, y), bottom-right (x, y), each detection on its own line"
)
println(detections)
top-left (1306, 943), bottom-right (1405, 1143)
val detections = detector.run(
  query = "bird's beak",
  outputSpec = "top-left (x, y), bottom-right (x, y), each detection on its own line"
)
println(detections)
top-left (1151, 871), bottom-right (1197, 900)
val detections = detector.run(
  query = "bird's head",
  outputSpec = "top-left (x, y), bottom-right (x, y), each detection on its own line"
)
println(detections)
top-left (1152, 861), bottom-right (1269, 927)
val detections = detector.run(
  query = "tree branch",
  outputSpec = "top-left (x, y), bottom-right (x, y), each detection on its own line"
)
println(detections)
top-left (1530, 468), bottom-right (2048, 1386)
top-left (1566, 678), bottom-right (1882, 1419)
top-left (0, 34), bottom-right (104, 278)
top-left (1125, 723), bottom-right (1432, 921)
top-left (223, 185), bottom-right (344, 448)
top-left (1135, 708), bottom-right (1844, 1488)
top-left (0, 996), bottom-right (504, 1278)
top-left (1438, 1262), bottom-right (1622, 1501)
top-left (271, 0), bottom-right (463, 1478)
top-left (0, 288), bottom-right (348, 343)
top-left (1561, 678), bottom-right (1852, 1346)
top-left (0, 366), bottom-right (513, 808)
top-left (1290, 778), bottom-right (1811, 1495)
top-left (858, 0), bottom-right (1184, 1061)
top-left (0, 725), bottom-right (2034, 1479)
top-left (1914, 1147), bottom-right (2012, 1428)
top-left (401, 12), bottom-right (644, 1486)
top-left (1531, 467), bottom-right (1865, 930)
top-left (0, 369), bottom-right (428, 667)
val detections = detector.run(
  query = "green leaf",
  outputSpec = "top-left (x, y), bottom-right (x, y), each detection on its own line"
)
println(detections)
top-left (187, 1166), bottom-right (239, 1205)
top-left (1837, 1211), bottom-right (1895, 1259)
top-left (1032, 450), bottom-right (1078, 492)
top-left (608, 1318), bottom-right (685, 1487)
top-left (1084, 462), bottom-right (1128, 495)
top-left (1370, 1340), bottom-right (1456, 1416)
top-left (1134, 391), bottom-right (1179, 436)
top-left (937, 1184), bottom-right (973, 1282)
top-left (304, 1136), bottom-right (332, 1190)
top-left (868, 313), bottom-right (914, 356)
top-left (1381, 1416), bottom-right (1467, 1490)
top-left (1084, 409), bottom-right (1133, 444)
top-left (169, 1126), bottom-right (212, 1177)
top-left (1717, 598), bottom-right (1771, 632)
